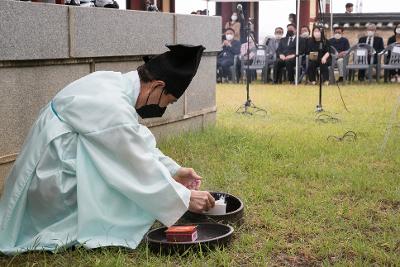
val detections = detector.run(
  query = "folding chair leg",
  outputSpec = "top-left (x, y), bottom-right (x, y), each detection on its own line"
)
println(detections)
top-left (384, 69), bottom-right (388, 83)
top-left (368, 67), bottom-right (372, 83)
top-left (329, 67), bottom-right (335, 84)
top-left (377, 68), bottom-right (381, 83)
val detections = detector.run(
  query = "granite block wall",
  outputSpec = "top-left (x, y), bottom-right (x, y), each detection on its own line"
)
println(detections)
top-left (0, 1), bottom-right (69, 60)
top-left (0, 1), bottom-right (221, 190)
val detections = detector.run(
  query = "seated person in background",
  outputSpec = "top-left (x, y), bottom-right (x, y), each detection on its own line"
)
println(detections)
top-left (265, 27), bottom-right (284, 57)
top-left (225, 12), bottom-right (241, 41)
top-left (387, 24), bottom-right (400, 82)
top-left (306, 26), bottom-right (330, 85)
top-left (358, 23), bottom-right (384, 81)
top-left (300, 26), bottom-right (311, 39)
top-left (217, 28), bottom-right (241, 82)
top-left (240, 33), bottom-right (256, 64)
top-left (239, 32), bottom-right (257, 81)
top-left (264, 27), bottom-right (284, 81)
top-left (300, 25), bottom-right (311, 73)
top-left (329, 26), bottom-right (350, 82)
top-left (274, 23), bottom-right (305, 84)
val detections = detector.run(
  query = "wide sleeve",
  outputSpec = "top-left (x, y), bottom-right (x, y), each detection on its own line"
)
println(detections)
top-left (77, 123), bottom-right (191, 227)
top-left (153, 148), bottom-right (181, 177)
top-left (135, 123), bottom-right (181, 176)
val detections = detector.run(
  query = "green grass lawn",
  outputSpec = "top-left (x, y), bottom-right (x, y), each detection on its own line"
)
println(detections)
top-left (1, 83), bottom-right (400, 266)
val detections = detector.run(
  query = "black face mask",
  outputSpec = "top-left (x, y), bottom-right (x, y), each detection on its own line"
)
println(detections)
top-left (136, 88), bottom-right (167, 119)
top-left (287, 30), bottom-right (294, 37)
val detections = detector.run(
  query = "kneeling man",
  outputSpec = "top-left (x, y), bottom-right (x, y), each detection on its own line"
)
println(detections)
top-left (0, 44), bottom-right (215, 254)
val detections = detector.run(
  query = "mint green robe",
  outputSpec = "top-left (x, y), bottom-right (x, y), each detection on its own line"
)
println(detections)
top-left (0, 71), bottom-right (191, 254)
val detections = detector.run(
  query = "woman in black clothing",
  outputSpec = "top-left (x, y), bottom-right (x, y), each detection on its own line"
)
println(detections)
top-left (307, 26), bottom-right (331, 85)
top-left (387, 24), bottom-right (400, 82)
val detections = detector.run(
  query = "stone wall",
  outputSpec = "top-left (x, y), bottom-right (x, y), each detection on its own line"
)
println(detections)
top-left (326, 29), bottom-right (395, 48)
top-left (0, 0), bottom-right (221, 193)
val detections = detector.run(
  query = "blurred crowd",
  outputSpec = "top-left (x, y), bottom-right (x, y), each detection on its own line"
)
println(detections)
top-left (217, 2), bottom-right (400, 85)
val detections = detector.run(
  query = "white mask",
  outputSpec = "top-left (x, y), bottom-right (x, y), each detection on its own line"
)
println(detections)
top-left (275, 34), bottom-right (282, 40)
top-left (231, 15), bottom-right (237, 21)
top-left (301, 32), bottom-right (309, 38)
top-left (226, 34), bottom-right (234, 41)
top-left (367, 31), bottom-right (374, 37)
top-left (314, 32), bottom-right (321, 39)
top-left (396, 28), bottom-right (400, 34)
top-left (334, 33), bottom-right (342, 40)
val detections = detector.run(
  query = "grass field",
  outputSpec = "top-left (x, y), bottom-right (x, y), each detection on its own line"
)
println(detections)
top-left (1, 83), bottom-right (400, 266)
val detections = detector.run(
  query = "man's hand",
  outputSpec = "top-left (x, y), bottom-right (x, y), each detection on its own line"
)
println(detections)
top-left (173, 167), bottom-right (202, 190)
top-left (188, 191), bottom-right (215, 213)
top-left (279, 54), bottom-right (286, 61)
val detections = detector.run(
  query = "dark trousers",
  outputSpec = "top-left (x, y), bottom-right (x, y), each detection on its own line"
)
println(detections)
top-left (390, 69), bottom-right (400, 76)
top-left (274, 58), bottom-right (296, 83)
top-left (308, 60), bottom-right (329, 82)
top-left (217, 56), bottom-right (234, 79)
top-left (358, 54), bottom-right (377, 80)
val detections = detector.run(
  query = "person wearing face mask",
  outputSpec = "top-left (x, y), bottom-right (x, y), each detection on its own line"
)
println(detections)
top-left (300, 26), bottom-right (311, 39)
top-left (217, 28), bottom-right (241, 82)
top-left (329, 27), bottom-right (350, 82)
top-left (306, 27), bottom-right (331, 85)
top-left (358, 23), bottom-right (384, 81)
top-left (225, 12), bottom-right (241, 41)
top-left (264, 27), bottom-right (284, 82)
top-left (274, 23), bottom-right (306, 84)
top-left (0, 44), bottom-right (216, 254)
top-left (387, 24), bottom-right (400, 82)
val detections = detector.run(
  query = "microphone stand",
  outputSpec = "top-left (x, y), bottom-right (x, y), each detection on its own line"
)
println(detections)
top-left (236, 20), bottom-right (267, 116)
top-left (315, 0), bottom-right (325, 113)
top-left (316, 41), bottom-right (324, 113)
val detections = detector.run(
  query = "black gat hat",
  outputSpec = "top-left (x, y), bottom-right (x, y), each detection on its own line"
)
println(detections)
top-left (142, 44), bottom-right (206, 99)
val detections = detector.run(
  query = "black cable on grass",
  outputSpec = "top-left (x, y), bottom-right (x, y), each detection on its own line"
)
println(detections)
top-left (335, 81), bottom-right (350, 113)
top-left (327, 131), bottom-right (357, 142)
top-left (315, 113), bottom-right (340, 123)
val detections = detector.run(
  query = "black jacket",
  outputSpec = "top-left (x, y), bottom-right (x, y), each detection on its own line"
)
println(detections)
top-left (358, 36), bottom-right (384, 53)
top-left (387, 35), bottom-right (399, 46)
top-left (277, 36), bottom-right (306, 57)
top-left (306, 38), bottom-right (331, 62)
top-left (218, 40), bottom-right (241, 60)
